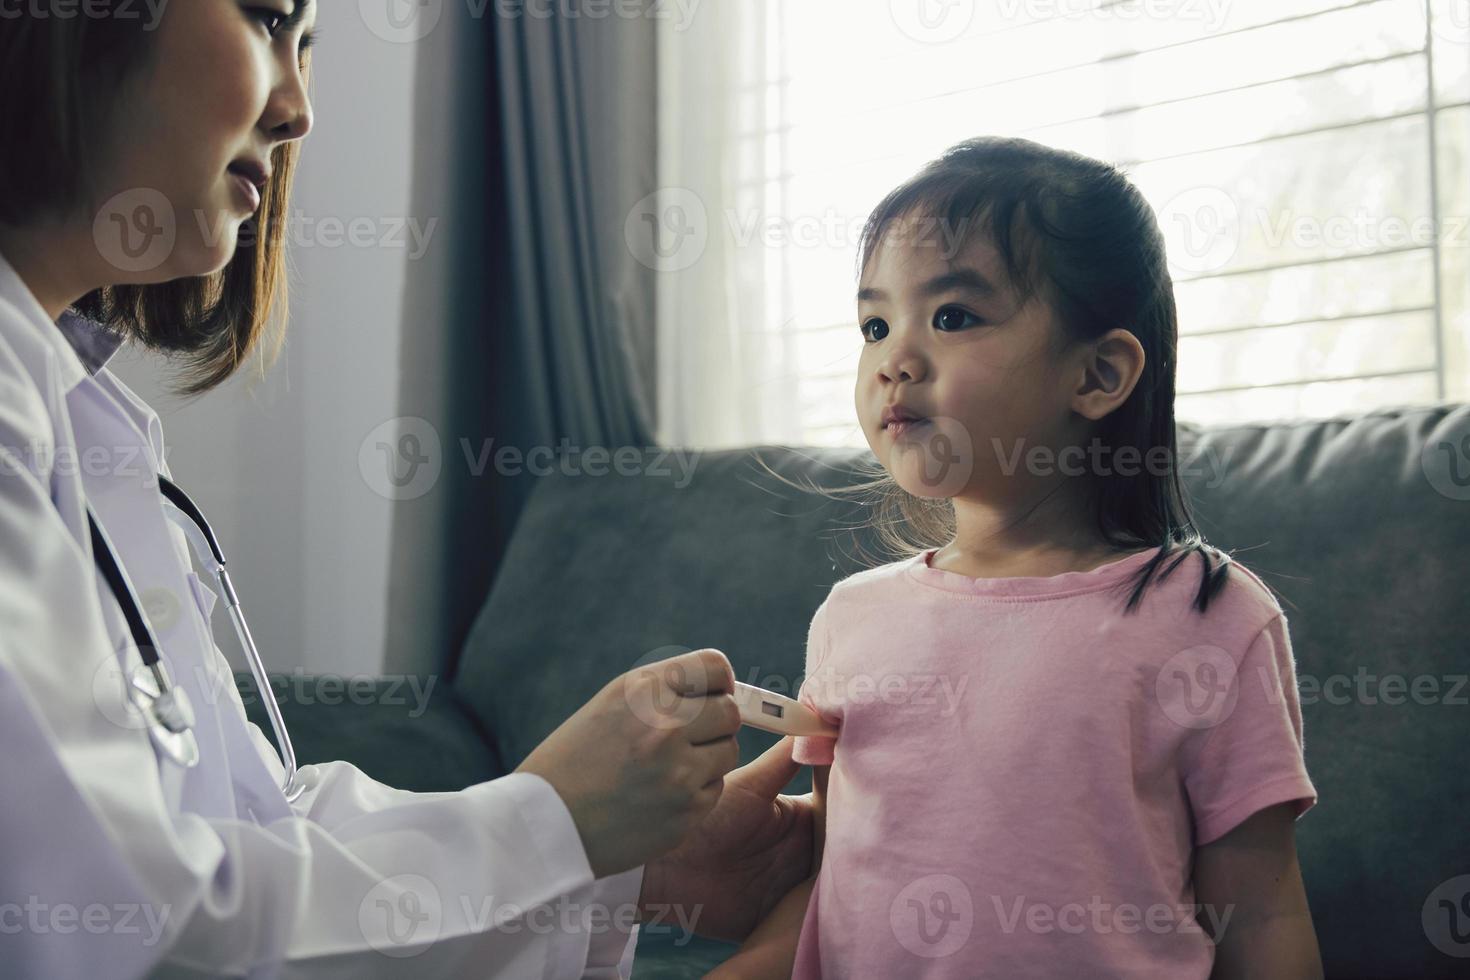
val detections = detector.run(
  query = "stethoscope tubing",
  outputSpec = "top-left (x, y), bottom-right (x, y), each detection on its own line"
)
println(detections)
top-left (86, 477), bottom-right (305, 802)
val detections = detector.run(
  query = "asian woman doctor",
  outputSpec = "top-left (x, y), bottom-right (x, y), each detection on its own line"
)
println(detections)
top-left (0, 2), bottom-right (816, 976)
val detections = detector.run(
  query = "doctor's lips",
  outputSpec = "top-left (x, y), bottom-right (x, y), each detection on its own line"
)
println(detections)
top-left (227, 158), bottom-right (270, 212)
top-left (881, 403), bottom-right (930, 437)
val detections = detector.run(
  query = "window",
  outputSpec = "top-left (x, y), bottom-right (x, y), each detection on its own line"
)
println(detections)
top-left (654, 0), bottom-right (1470, 448)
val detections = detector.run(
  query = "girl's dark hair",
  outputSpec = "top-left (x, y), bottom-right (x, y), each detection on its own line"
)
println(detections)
top-left (847, 135), bottom-right (1229, 614)
top-left (0, 3), bottom-right (306, 396)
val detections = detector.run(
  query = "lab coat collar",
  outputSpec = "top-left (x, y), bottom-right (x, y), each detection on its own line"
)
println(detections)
top-left (0, 248), bottom-right (127, 391)
top-left (56, 310), bottom-right (127, 377)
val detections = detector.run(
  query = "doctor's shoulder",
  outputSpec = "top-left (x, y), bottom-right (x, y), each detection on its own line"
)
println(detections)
top-left (0, 297), bottom-right (63, 476)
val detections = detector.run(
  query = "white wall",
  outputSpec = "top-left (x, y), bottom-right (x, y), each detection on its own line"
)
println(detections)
top-left (111, 5), bottom-right (420, 678)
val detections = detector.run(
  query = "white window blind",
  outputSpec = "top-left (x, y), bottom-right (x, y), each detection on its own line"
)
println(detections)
top-left (653, 0), bottom-right (1470, 448)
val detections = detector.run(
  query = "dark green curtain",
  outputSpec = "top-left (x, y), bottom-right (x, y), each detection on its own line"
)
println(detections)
top-left (384, 2), bottom-right (658, 677)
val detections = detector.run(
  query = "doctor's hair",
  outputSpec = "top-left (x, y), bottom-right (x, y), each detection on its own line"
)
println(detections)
top-left (0, 3), bottom-right (306, 396)
top-left (839, 136), bottom-right (1231, 614)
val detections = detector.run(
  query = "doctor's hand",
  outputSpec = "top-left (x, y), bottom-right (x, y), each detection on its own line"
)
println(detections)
top-left (514, 648), bottom-right (742, 880)
top-left (638, 736), bottom-right (815, 943)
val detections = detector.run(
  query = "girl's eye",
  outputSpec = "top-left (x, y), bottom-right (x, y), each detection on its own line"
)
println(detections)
top-left (934, 306), bottom-right (981, 332)
top-left (860, 318), bottom-right (890, 343)
top-left (246, 6), bottom-right (289, 36)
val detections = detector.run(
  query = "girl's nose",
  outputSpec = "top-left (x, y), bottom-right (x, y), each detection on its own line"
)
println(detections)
top-left (876, 344), bottom-right (926, 385)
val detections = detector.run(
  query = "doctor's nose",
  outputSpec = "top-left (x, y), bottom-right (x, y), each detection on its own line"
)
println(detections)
top-left (262, 70), bottom-right (314, 145)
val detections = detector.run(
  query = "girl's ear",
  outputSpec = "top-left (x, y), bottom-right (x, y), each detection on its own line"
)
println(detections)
top-left (1071, 328), bottom-right (1146, 421)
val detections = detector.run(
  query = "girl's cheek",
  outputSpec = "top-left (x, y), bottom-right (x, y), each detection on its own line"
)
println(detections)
top-left (938, 361), bottom-right (1000, 402)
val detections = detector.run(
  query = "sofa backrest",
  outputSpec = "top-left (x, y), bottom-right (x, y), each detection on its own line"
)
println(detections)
top-left (457, 405), bottom-right (1470, 978)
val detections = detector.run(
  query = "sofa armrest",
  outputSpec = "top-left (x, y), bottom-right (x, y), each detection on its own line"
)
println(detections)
top-left (234, 672), bottom-right (504, 792)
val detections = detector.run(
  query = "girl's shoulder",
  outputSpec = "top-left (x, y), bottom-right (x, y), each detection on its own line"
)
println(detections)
top-left (1138, 545), bottom-right (1288, 648)
top-left (805, 554), bottom-right (924, 632)
top-left (828, 551), bottom-right (927, 595)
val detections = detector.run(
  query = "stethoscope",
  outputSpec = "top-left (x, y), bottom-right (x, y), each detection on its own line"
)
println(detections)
top-left (86, 476), bottom-right (306, 803)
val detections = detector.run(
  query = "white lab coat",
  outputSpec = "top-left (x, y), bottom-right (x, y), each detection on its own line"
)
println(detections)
top-left (0, 251), bottom-right (642, 979)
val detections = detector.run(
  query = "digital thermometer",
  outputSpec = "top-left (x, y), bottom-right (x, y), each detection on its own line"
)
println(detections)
top-left (733, 682), bottom-right (838, 737)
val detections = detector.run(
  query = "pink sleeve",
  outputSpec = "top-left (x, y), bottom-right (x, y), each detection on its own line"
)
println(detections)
top-left (1183, 614), bottom-right (1318, 845)
top-left (792, 599), bottom-right (838, 765)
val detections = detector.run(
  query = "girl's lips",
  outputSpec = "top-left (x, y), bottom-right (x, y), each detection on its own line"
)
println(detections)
top-left (885, 417), bottom-right (931, 438)
top-left (880, 403), bottom-right (928, 428)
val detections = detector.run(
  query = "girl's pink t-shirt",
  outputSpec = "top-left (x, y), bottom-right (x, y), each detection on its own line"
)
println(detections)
top-left (791, 547), bottom-right (1316, 978)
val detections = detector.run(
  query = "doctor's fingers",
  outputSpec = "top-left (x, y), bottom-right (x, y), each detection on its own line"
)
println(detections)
top-left (653, 648), bottom-right (736, 698)
top-left (685, 733), bottom-right (742, 796)
top-left (681, 692), bottom-right (742, 745)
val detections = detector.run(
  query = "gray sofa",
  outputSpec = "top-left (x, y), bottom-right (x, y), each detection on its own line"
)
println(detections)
top-left (241, 404), bottom-right (1470, 978)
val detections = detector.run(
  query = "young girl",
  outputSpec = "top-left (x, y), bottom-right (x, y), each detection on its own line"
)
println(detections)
top-left (711, 137), bottom-right (1322, 978)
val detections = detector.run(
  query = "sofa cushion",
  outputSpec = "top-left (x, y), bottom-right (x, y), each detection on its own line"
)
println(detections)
top-left (1175, 405), bottom-right (1470, 977)
top-left (236, 672), bottom-right (503, 793)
